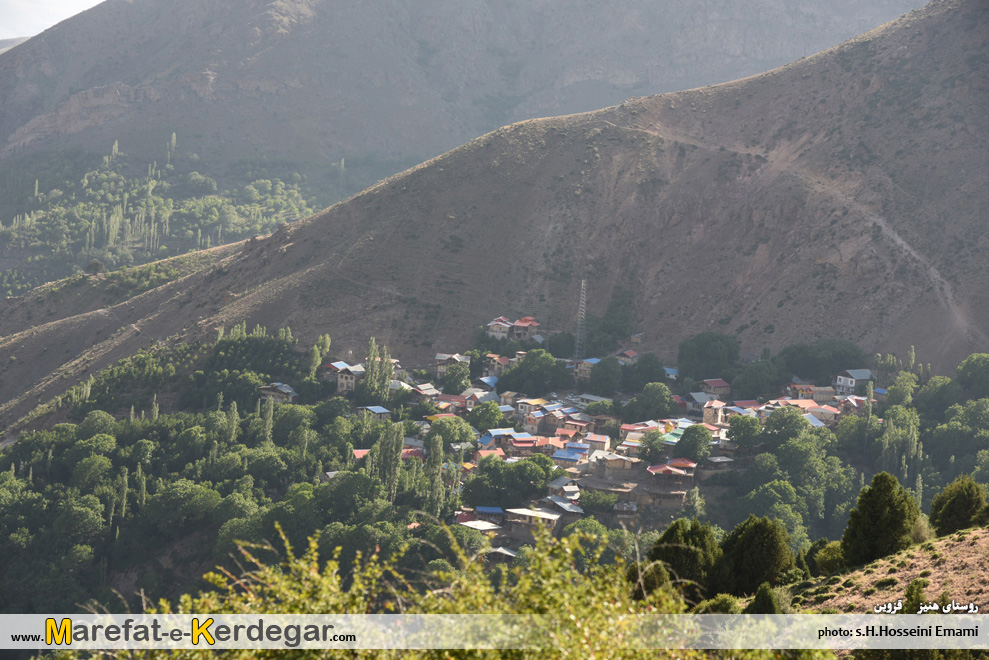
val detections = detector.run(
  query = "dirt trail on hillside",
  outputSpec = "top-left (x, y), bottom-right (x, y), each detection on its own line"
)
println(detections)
top-left (796, 170), bottom-right (989, 348)
top-left (613, 113), bottom-right (989, 349)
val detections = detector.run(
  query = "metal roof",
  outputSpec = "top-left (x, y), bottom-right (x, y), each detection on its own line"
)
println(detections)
top-left (459, 520), bottom-right (501, 531)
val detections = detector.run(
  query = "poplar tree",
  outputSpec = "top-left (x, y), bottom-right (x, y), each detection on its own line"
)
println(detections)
top-left (136, 463), bottom-right (147, 510)
top-left (426, 432), bottom-right (445, 517)
top-left (227, 401), bottom-right (240, 444)
top-left (118, 467), bottom-right (129, 519)
top-left (262, 398), bottom-right (274, 444)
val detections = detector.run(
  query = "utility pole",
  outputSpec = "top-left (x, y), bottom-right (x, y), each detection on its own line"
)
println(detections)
top-left (573, 279), bottom-right (587, 361)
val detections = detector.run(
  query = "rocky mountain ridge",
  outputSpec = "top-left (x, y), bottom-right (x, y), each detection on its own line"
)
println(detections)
top-left (0, 0), bottom-right (923, 186)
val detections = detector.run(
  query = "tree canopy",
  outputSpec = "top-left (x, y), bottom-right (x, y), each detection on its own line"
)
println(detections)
top-left (676, 332), bottom-right (739, 381)
top-left (928, 474), bottom-right (987, 536)
top-left (841, 472), bottom-right (920, 566)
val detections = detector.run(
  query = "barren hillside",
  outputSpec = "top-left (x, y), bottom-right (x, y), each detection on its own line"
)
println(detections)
top-left (1, 0), bottom-right (987, 432)
top-left (0, 0), bottom-right (922, 188)
top-left (801, 527), bottom-right (989, 614)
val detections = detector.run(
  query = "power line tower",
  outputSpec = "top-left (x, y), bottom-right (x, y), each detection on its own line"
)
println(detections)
top-left (573, 279), bottom-right (587, 361)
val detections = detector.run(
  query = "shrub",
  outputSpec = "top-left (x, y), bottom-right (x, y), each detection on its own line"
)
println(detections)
top-left (929, 475), bottom-right (988, 536)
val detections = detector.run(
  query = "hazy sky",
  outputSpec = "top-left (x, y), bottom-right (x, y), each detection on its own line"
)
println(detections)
top-left (0, 0), bottom-right (103, 40)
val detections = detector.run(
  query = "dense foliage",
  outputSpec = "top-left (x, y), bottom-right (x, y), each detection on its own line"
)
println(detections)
top-left (0, 140), bottom-right (315, 296)
top-left (841, 472), bottom-right (921, 566)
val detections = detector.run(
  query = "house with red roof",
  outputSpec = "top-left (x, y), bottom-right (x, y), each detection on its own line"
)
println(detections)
top-left (484, 353), bottom-right (512, 377)
top-left (585, 433), bottom-right (611, 453)
top-left (510, 317), bottom-right (541, 340)
top-left (699, 378), bottom-right (732, 400)
top-left (533, 436), bottom-right (567, 456)
top-left (616, 350), bottom-right (640, 366)
top-left (436, 393), bottom-right (468, 414)
top-left (668, 458), bottom-right (697, 474)
top-left (474, 448), bottom-right (506, 462)
top-left (808, 404), bottom-right (841, 427)
top-left (647, 463), bottom-right (692, 488)
top-left (509, 437), bottom-right (537, 456)
top-left (702, 399), bottom-right (727, 425)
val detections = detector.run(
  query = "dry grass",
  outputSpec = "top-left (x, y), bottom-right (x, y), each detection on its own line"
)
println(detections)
top-left (795, 527), bottom-right (989, 613)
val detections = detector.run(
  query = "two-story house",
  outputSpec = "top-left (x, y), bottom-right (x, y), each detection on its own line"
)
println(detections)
top-left (832, 369), bottom-right (876, 395)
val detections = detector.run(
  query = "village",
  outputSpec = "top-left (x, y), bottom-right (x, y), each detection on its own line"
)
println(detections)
top-left (260, 315), bottom-right (881, 556)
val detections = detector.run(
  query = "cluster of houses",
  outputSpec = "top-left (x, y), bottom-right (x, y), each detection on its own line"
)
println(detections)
top-left (442, 368), bottom-right (879, 549)
top-left (680, 369), bottom-right (879, 431)
top-left (485, 316), bottom-right (543, 342)
top-left (301, 316), bottom-right (883, 554)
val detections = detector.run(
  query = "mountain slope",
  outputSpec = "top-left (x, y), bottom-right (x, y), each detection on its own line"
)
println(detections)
top-left (801, 527), bottom-right (989, 613)
top-left (1, 0), bottom-right (987, 431)
top-left (0, 0), bottom-right (923, 185)
top-left (0, 38), bottom-right (27, 56)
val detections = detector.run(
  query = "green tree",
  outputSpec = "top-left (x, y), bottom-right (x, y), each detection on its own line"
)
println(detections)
top-left (78, 410), bottom-right (117, 439)
top-left (561, 517), bottom-right (612, 572)
top-left (774, 339), bottom-right (867, 385)
top-left (727, 415), bottom-right (761, 449)
top-left (677, 332), bottom-right (739, 381)
top-left (425, 431), bottom-right (445, 517)
top-left (693, 593), bottom-right (741, 613)
top-left (956, 353), bottom-right (989, 399)
top-left (622, 382), bottom-right (676, 422)
top-left (145, 479), bottom-right (222, 537)
top-left (716, 515), bottom-right (794, 596)
top-left (674, 425), bottom-right (711, 463)
top-left (71, 455), bottom-right (113, 492)
top-left (355, 337), bottom-right (393, 406)
top-left (928, 474), bottom-right (987, 536)
top-left (812, 540), bottom-right (845, 575)
top-left (441, 362), bottom-right (471, 395)
top-left (841, 472), bottom-right (920, 566)
top-left (731, 361), bottom-right (781, 400)
top-left (496, 349), bottom-right (568, 396)
top-left (639, 430), bottom-right (667, 466)
top-left (467, 401), bottom-right (504, 434)
top-left (742, 582), bottom-right (782, 614)
top-left (885, 370), bottom-right (918, 407)
top-left (647, 518), bottom-right (721, 604)
top-left (622, 353), bottom-right (666, 393)
top-left (761, 406), bottom-right (811, 450)
top-left (425, 416), bottom-right (474, 453)
top-left (86, 258), bottom-right (106, 275)
top-left (901, 578), bottom-right (929, 616)
top-left (589, 357), bottom-right (621, 396)
top-left (579, 489), bottom-right (618, 514)
top-left (914, 376), bottom-right (963, 423)
top-left (683, 487), bottom-right (705, 520)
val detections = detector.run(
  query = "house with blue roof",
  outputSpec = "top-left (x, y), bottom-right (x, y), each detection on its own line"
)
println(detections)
top-left (475, 506), bottom-right (505, 523)
top-left (574, 358), bottom-right (601, 381)
top-left (360, 406), bottom-right (391, 421)
top-left (478, 376), bottom-right (499, 390)
top-left (552, 449), bottom-right (584, 467)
